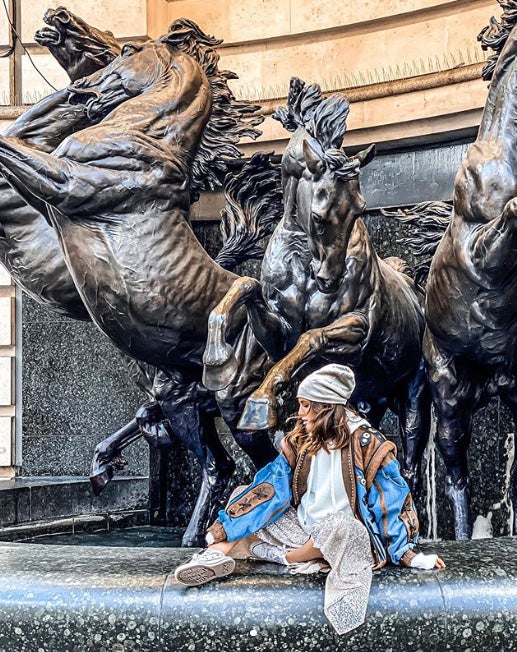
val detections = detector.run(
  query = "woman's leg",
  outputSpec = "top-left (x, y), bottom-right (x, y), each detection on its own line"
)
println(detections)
top-left (175, 540), bottom-right (238, 586)
top-left (285, 537), bottom-right (323, 564)
top-left (209, 540), bottom-right (238, 555)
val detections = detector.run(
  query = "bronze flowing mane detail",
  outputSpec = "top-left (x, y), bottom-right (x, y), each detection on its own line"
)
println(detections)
top-left (272, 76), bottom-right (350, 151)
top-left (478, 0), bottom-right (517, 80)
top-left (162, 19), bottom-right (264, 201)
top-left (216, 153), bottom-right (283, 269)
top-left (381, 201), bottom-right (453, 286)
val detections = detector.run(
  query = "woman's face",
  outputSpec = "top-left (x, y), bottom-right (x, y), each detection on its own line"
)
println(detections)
top-left (298, 398), bottom-right (318, 433)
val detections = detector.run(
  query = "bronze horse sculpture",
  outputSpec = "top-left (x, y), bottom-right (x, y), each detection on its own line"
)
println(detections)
top-left (35, 5), bottom-right (121, 82)
top-left (0, 8), bottom-right (159, 472)
top-left (419, 2), bottom-right (517, 539)
top-left (0, 8), bottom-right (120, 319)
top-left (0, 21), bottom-right (276, 545)
top-left (204, 79), bottom-right (431, 497)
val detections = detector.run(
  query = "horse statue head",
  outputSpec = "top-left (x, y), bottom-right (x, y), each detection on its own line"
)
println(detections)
top-left (67, 19), bottom-right (262, 201)
top-left (302, 141), bottom-right (376, 293)
top-left (68, 39), bottom-right (183, 121)
top-left (34, 6), bottom-right (121, 81)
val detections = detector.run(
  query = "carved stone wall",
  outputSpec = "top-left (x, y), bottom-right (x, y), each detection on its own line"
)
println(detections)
top-left (161, 0), bottom-right (498, 151)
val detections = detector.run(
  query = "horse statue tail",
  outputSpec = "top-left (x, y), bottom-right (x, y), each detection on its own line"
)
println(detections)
top-left (215, 152), bottom-right (283, 271)
top-left (381, 201), bottom-right (452, 286)
top-left (478, 0), bottom-right (517, 80)
top-left (162, 19), bottom-right (264, 202)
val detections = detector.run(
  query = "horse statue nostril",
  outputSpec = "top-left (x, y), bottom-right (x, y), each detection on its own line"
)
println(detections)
top-left (316, 275), bottom-right (331, 290)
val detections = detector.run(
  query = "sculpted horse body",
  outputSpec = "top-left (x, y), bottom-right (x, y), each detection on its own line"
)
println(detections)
top-left (204, 79), bottom-right (430, 495)
top-left (0, 23), bottom-right (275, 544)
top-left (423, 3), bottom-right (517, 538)
top-left (0, 7), bottom-right (120, 320)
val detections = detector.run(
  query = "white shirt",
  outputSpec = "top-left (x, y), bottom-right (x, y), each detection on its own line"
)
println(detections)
top-left (297, 409), bottom-right (369, 533)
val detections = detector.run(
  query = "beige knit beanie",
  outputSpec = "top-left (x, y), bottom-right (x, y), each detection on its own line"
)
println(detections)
top-left (297, 364), bottom-right (356, 405)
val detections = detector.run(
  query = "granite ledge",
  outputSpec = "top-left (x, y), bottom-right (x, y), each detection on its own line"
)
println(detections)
top-left (0, 538), bottom-right (515, 651)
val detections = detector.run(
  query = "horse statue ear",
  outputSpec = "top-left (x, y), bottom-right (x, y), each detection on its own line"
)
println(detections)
top-left (355, 143), bottom-right (376, 168)
top-left (303, 140), bottom-right (326, 178)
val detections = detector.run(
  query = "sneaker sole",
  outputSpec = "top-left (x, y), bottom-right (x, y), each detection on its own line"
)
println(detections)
top-left (175, 558), bottom-right (236, 587)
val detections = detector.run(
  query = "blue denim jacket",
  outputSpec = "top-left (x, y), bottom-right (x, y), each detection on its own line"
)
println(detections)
top-left (354, 456), bottom-right (418, 566)
top-left (284, 424), bottom-right (419, 568)
top-left (207, 424), bottom-right (419, 567)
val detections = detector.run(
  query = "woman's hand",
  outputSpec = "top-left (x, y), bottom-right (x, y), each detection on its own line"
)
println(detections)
top-left (410, 552), bottom-right (446, 570)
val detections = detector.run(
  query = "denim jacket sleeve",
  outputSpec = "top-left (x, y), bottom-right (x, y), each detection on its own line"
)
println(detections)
top-left (366, 456), bottom-right (419, 565)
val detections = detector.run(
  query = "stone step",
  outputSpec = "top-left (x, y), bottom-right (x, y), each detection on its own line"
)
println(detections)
top-left (0, 476), bottom-right (148, 527)
top-left (0, 538), bottom-right (514, 651)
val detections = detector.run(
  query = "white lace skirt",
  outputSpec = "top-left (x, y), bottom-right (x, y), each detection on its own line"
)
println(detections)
top-left (255, 507), bottom-right (373, 635)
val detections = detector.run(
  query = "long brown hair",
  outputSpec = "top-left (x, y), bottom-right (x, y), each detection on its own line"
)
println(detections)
top-left (284, 400), bottom-right (354, 456)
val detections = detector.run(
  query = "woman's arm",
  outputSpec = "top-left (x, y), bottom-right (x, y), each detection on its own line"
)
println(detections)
top-left (367, 457), bottom-right (445, 569)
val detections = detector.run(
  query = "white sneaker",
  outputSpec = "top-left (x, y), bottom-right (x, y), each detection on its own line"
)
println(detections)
top-left (249, 542), bottom-right (288, 565)
top-left (174, 549), bottom-right (236, 586)
top-left (288, 560), bottom-right (331, 575)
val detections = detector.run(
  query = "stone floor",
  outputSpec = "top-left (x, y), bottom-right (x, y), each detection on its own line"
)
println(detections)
top-left (0, 538), bottom-right (515, 651)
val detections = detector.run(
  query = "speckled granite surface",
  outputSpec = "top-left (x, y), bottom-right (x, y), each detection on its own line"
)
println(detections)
top-left (0, 476), bottom-right (149, 528)
top-left (0, 538), bottom-right (515, 651)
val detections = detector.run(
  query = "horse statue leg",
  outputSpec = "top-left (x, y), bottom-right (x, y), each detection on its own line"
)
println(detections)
top-left (90, 418), bottom-right (143, 494)
top-left (215, 325), bottom-right (278, 469)
top-left (424, 328), bottom-right (482, 539)
top-left (238, 312), bottom-right (368, 430)
top-left (89, 356), bottom-right (160, 493)
top-left (393, 357), bottom-right (432, 501)
top-left (203, 276), bottom-right (289, 390)
top-left (155, 370), bottom-right (236, 547)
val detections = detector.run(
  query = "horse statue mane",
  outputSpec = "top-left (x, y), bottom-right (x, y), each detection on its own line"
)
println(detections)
top-left (216, 152), bottom-right (283, 269)
top-left (478, 0), bottom-right (517, 80)
top-left (381, 201), bottom-right (453, 286)
top-left (162, 19), bottom-right (264, 201)
top-left (34, 6), bottom-right (121, 81)
top-left (272, 76), bottom-right (350, 150)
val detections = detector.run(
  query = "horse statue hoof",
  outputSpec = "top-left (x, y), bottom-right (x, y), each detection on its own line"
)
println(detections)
top-left (237, 396), bottom-right (278, 431)
top-left (90, 465), bottom-right (114, 496)
top-left (90, 450), bottom-right (127, 496)
top-left (202, 348), bottom-right (239, 391)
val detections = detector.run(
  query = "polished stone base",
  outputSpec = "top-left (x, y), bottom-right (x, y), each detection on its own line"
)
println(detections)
top-left (0, 476), bottom-right (148, 529)
top-left (0, 538), bottom-right (515, 651)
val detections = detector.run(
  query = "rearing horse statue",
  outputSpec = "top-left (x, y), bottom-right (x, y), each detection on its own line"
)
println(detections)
top-left (423, 1), bottom-right (517, 539)
top-left (204, 79), bottom-right (431, 498)
top-left (0, 22), bottom-right (276, 545)
top-left (0, 7), bottom-right (120, 320)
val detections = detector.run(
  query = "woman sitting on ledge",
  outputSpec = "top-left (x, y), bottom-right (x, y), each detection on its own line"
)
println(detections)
top-left (175, 364), bottom-right (445, 634)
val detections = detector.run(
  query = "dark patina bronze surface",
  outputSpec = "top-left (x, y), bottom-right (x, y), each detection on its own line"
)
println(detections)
top-left (422, 3), bottom-right (517, 539)
top-left (204, 79), bottom-right (431, 497)
top-left (0, 19), bottom-right (275, 545)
